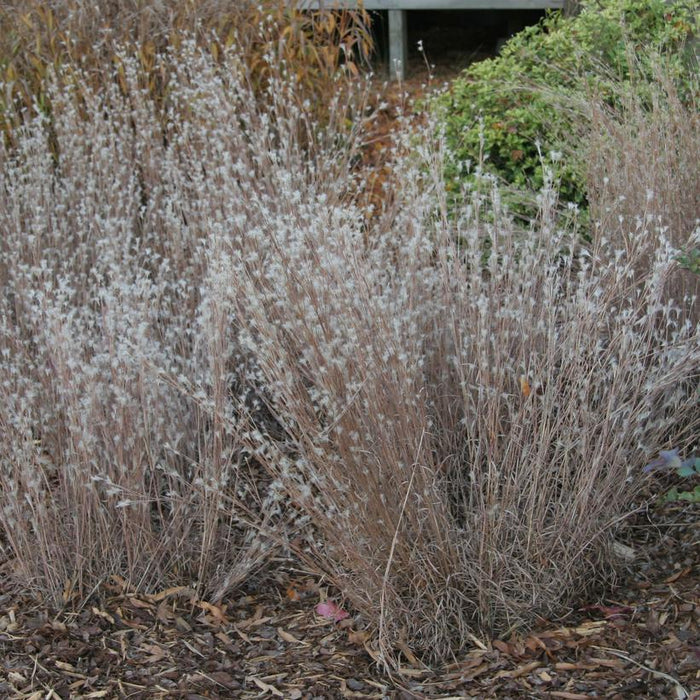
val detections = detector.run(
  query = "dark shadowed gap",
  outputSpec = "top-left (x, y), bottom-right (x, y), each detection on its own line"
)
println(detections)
top-left (368, 9), bottom-right (548, 78)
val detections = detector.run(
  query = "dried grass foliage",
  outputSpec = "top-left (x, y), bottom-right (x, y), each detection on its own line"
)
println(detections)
top-left (0, 0), bottom-right (372, 143)
top-left (0, 5), bottom-right (698, 670)
top-left (581, 55), bottom-right (699, 317)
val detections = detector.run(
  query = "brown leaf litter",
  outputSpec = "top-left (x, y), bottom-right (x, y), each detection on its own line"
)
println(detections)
top-left (0, 498), bottom-right (697, 699)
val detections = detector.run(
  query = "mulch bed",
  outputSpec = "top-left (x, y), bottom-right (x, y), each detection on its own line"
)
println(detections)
top-left (1, 497), bottom-right (697, 699)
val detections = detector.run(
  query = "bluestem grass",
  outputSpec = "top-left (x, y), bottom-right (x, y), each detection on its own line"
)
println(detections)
top-left (579, 52), bottom-right (699, 322)
top-left (0, 29), bottom-right (697, 671)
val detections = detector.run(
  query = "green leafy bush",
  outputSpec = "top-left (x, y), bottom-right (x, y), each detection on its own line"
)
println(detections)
top-left (434, 0), bottom-right (697, 210)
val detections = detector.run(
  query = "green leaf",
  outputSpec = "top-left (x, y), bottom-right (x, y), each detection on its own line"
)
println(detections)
top-left (677, 486), bottom-right (700, 503)
top-left (662, 487), bottom-right (680, 502)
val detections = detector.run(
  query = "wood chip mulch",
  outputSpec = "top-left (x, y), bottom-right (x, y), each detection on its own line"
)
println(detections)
top-left (0, 498), bottom-right (697, 700)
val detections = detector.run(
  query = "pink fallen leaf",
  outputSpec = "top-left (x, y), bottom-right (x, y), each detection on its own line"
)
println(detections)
top-left (315, 601), bottom-right (349, 622)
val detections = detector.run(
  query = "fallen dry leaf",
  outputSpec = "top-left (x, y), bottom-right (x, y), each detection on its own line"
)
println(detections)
top-left (573, 620), bottom-right (607, 636)
top-left (150, 585), bottom-right (195, 602)
top-left (278, 627), bottom-right (303, 644)
top-left (315, 600), bottom-right (349, 622)
top-left (509, 660), bottom-right (541, 678)
top-left (347, 629), bottom-right (370, 645)
top-left (91, 607), bottom-right (115, 624)
top-left (198, 600), bottom-right (228, 622)
top-left (249, 676), bottom-right (284, 697)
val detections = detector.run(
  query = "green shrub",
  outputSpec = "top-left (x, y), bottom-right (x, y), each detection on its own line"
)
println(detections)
top-left (434, 0), bottom-right (697, 212)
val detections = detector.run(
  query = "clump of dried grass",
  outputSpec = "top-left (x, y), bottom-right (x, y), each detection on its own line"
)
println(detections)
top-left (0, 0), bottom-right (373, 143)
top-left (579, 51), bottom-right (699, 319)
top-left (0, 23), bottom-right (371, 604)
top-left (0, 18), bottom-right (696, 673)
top-left (214, 70), bottom-right (697, 664)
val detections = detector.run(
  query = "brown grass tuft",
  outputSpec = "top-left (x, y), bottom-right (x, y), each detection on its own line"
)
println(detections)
top-left (0, 13), bottom-right (696, 671)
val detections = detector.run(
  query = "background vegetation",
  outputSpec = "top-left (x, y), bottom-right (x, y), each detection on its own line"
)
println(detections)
top-left (434, 0), bottom-right (697, 216)
top-left (0, 0), bottom-right (697, 671)
top-left (0, 0), bottom-right (373, 145)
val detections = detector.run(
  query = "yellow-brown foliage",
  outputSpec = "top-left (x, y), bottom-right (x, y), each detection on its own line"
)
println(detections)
top-left (0, 0), bottom-right (373, 144)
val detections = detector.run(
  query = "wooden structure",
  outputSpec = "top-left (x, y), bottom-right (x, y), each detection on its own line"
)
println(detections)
top-left (296, 1), bottom-right (565, 78)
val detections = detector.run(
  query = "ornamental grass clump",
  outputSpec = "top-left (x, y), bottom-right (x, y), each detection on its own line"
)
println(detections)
top-left (0, 48), bottom-right (264, 604)
top-left (0, 0), bottom-right (373, 604)
top-left (0, 28), bottom-right (373, 604)
top-left (0, 0), bottom-right (372, 144)
top-left (211, 86), bottom-right (697, 664)
top-left (0, 17), bottom-right (697, 674)
top-left (225, 128), bottom-right (698, 666)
